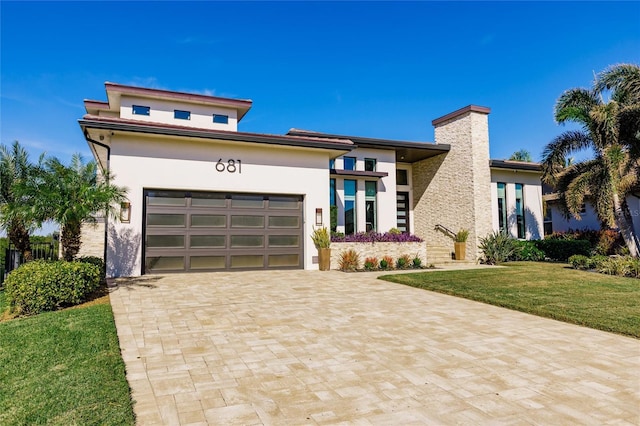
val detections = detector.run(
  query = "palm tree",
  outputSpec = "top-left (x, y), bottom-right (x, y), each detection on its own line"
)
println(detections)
top-left (542, 64), bottom-right (640, 257)
top-left (509, 149), bottom-right (533, 162)
top-left (0, 141), bottom-right (36, 261)
top-left (20, 154), bottom-right (128, 261)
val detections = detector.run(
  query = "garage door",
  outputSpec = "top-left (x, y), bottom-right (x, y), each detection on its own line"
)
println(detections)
top-left (143, 190), bottom-right (303, 273)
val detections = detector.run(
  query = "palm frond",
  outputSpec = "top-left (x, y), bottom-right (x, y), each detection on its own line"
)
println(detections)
top-left (595, 63), bottom-right (640, 104)
top-left (554, 88), bottom-right (599, 125)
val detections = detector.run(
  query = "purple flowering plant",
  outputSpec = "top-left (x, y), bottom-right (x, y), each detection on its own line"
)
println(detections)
top-left (331, 231), bottom-right (423, 243)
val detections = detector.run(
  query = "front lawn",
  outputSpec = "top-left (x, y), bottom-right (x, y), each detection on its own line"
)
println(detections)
top-left (0, 290), bottom-right (135, 425)
top-left (380, 262), bottom-right (640, 338)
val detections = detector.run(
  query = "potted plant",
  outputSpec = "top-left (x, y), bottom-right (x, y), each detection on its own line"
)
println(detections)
top-left (311, 227), bottom-right (331, 271)
top-left (454, 229), bottom-right (469, 260)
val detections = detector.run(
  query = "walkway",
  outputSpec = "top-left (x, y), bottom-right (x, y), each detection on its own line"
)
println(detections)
top-left (108, 268), bottom-right (640, 425)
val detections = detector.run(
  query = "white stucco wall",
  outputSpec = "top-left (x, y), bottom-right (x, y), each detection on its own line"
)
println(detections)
top-left (332, 148), bottom-right (398, 234)
top-left (119, 95), bottom-right (238, 131)
top-left (106, 133), bottom-right (331, 277)
top-left (490, 169), bottom-right (544, 240)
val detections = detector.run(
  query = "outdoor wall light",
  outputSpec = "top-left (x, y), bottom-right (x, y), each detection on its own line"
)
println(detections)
top-left (315, 208), bottom-right (323, 226)
top-left (120, 202), bottom-right (131, 223)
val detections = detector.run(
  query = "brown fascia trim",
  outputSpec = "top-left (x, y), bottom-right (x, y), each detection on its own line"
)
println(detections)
top-left (330, 169), bottom-right (389, 178)
top-left (431, 105), bottom-right (491, 127)
top-left (78, 116), bottom-right (355, 152)
top-left (104, 82), bottom-right (253, 114)
top-left (489, 159), bottom-right (542, 172)
top-left (84, 100), bottom-right (109, 109)
top-left (287, 128), bottom-right (450, 152)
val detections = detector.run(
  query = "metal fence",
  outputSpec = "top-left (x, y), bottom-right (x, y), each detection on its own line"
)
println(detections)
top-left (1, 242), bottom-right (59, 285)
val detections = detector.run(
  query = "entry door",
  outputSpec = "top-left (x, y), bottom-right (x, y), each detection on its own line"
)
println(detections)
top-left (396, 192), bottom-right (410, 233)
top-left (144, 190), bottom-right (303, 273)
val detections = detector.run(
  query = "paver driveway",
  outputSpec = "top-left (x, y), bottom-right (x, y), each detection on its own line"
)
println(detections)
top-left (109, 268), bottom-right (640, 425)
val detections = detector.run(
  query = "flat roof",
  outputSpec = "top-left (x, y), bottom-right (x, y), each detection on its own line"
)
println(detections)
top-left (80, 115), bottom-right (355, 152)
top-left (489, 159), bottom-right (542, 172)
top-left (287, 129), bottom-right (450, 163)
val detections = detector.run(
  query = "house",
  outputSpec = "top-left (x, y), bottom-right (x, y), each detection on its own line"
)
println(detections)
top-left (79, 82), bottom-right (544, 277)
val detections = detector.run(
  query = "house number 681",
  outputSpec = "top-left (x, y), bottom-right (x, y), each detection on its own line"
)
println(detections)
top-left (216, 159), bottom-right (242, 174)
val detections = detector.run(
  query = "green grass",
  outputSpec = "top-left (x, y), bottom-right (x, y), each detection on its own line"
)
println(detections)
top-left (380, 262), bottom-right (640, 338)
top-left (0, 291), bottom-right (135, 425)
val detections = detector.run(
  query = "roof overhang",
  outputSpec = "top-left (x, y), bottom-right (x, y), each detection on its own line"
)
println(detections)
top-left (490, 159), bottom-right (542, 173)
top-left (79, 116), bottom-right (355, 165)
top-left (287, 129), bottom-right (450, 163)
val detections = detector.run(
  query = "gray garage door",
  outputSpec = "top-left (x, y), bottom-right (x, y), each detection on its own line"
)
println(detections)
top-left (143, 190), bottom-right (303, 273)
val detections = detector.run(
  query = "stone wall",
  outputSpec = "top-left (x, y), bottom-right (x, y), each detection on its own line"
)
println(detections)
top-left (77, 219), bottom-right (106, 259)
top-left (412, 106), bottom-right (493, 260)
top-left (329, 242), bottom-right (426, 269)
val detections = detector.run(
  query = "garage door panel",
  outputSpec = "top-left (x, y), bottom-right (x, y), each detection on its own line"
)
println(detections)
top-left (144, 190), bottom-right (303, 273)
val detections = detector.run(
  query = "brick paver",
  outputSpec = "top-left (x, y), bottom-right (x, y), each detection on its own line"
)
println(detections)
top-left (108, 268), bottom-right (640, 425)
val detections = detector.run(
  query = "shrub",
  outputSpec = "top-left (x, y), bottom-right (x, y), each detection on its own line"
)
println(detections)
top-left (535, 239), bottom-right (591, 261)
top-left (4, 260), bottom-right (101, 315)
top-left (364, 257), bottom-right (378, 271)
top-left (479, 231), bottom-right (517, 265)
top-left (396, 254), bottom-right (411, 269)
top-left (568, 254), bottom-right (591, 270)
top-left (412, 256), bottom-right (422, 268)
top-left (455, 229), bottom-right (469, 243)
top-left (513, 240), bottom-right (545, 261)
top-left (338, 249), bottom-right (360, 272)
top-left (76, 256), bottom-right (106, 280)
top-left (331, 231), bottom-right (422, 243)
top-left (379, 255), bottom-right (394, 270)
top-left (388, 228), bottom-right (402, 235)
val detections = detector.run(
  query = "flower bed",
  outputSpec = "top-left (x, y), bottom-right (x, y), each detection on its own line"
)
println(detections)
top-left (330, 241), bottom-right (426, 270)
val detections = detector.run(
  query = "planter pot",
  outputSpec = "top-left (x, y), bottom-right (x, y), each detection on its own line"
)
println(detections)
top-left (318, 248), bottom-right (331, 271)
top-left (454, 242), bottom-right (466, 260)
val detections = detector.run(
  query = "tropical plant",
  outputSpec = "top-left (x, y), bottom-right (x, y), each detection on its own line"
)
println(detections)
top-left (0, 141), bottom-right (38, 261)
top-left (311, 226), bottom-right (331, 249)
top-left (542, 64), bottom-right (640, 257)
top-left (16, 154), bottom-right (127, 261)
top-left (454, 229), bottom-right (469, 243)
top-left (338, 249), bottom-right (360, 272)
top-left (363, 257), bottom-right (378, 271)
top-left (379, 255), bottom-right (394, 270)
top-left (412, 256), bottom-right (422, 268)
top-left (396, 254), bottom-right (411, 269)
top-left (509, 149), bottom-right (533, 162)
top-left (479, 231), bottom-right (517, 264)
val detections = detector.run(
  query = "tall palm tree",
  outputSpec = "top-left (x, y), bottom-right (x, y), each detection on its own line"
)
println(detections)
top-left (0, 141), bottom-right (36, 261)
top-left (542, 64), bottom-right (640, 257)
top-left (20, 154), bottom-right (127, 261)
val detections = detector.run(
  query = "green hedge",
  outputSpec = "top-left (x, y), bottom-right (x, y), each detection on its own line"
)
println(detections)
top-left (4, 260), bottom-right (101, 315)
top-left (534, 239), bottom-right (591, 261)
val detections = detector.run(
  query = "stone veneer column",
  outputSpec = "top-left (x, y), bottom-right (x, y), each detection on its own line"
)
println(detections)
top-left (412, 106), bottom-right (493, 260)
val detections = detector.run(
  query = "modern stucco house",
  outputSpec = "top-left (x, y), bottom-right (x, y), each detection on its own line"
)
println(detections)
top-left (79, 82), bottom-right (546, 277)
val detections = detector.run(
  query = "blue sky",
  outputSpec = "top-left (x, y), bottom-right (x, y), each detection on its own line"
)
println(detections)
top-left (1, 1), bottom-right (639, 166)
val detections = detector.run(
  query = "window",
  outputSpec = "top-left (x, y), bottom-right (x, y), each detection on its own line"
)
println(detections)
top-left (365, 181), bottom-right (377, 232)
top-left (174, 110), bottom-right (191, 120)
top-left (343, 156), bottom-right (356, 171)
top-left (396, 192), bottom-right (409, 233)
top-left (364, 158), bottom-right (376, 172)
top-left (497, 182), bottom-right (507, 233)
top-left (330, 178), bottom-right (336, 207)
top-left (544, 206), bottom-right (553, 236)
top-left (515, 183), bottom-right (525, 239)
top-left (132, 105), bottom-right (150, 116)
top-left (396, 169), bottom-right (408, 185)
top-left (344, 179), bottom-right (356, 234)
top-left (330, 178), bottom-right (337, 232)
top-left (329, 159), bottom-right (335, 169)
top-left (213, 114), bottom-right (229, 124)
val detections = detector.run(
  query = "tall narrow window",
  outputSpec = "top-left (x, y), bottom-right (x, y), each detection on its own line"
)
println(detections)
top-left (396, 169), bottom-right (408, 185)
top-left (365, 181), bottom-right (377, 232)
top-left (329, 159), bottom-right (335, 169)
top-left (343, 156), bottom-right (356, 171)
top-left (344, 179), bottom-right (356, 234)
top-left (543, 205), bottom-right (553, 235)
top-left (364, 158), bottom-right (376, 172)
top-left (497, 182), bottom-right (507, 233)
top-left (330, 178), bottom-right (337, 232)
top-left (515, 183), bottom-right (525, 239)
top-left (396, 192), bottom-right (409, 233)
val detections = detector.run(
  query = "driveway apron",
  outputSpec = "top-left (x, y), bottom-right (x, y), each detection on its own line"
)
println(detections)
top-left (108, 269), bottom-right (640, 425)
